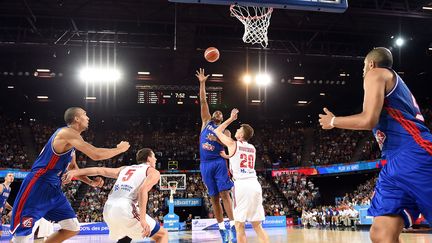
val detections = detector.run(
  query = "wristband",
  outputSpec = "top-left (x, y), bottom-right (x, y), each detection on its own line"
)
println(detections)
top-left (330, 116), bottom-right (336, 128)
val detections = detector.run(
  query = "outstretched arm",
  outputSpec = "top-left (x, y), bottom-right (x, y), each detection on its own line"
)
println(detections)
top-left (196, 68), bottom-right (212, 129)
top-left (66, 153), bottom-right (102, 187)
top-left (214, 109), bottom-right (238, 155)
top-left (60, 128), bottom-right (130, 161)
top-left (63, 166), bottom-right (124, 184)
top-left (137, 167), bottom-right (161, 237)
top-left (319, 69), bottom-right (386, 130)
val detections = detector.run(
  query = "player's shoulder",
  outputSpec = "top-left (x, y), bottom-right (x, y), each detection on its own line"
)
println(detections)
top-left (57, 127), bottom-right (81, 139)
top-left (366, 68), bottom-right (393, 81)
top-left (147, 167), bottom-right (160, 177)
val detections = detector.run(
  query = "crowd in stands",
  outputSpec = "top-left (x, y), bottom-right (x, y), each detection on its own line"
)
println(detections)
top-left (3, 115), bottom-right (388, 171)
top-left (0, 115), bottom-right (30, 169)
top-left (254, 123), bottom-right (305, 168)
top-left (301, 176), bottom-right (377, 228)
top-left (309, 128), bottom-right (367, 165)
top-left (273, 172), bottom-right (320, 216)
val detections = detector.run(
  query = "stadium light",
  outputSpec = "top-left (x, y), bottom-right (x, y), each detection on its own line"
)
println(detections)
top-left (242, 74), bottom-right (252, 84)
top-left (138, 71), bottom-right (150, 75)
top-left (211, 74), bottom-right (223, 77)
top-left (423, 6), bottom-right (432, 10)
top-left (37, 95), bottom-right (49, 99)
top-left (7, 86), bottom-right (14, 89)
top-left (85, 96), bottom-right (97, 100)
top-left (36, 69), bottom-right (50, 72)
top-left (256, 73), bottom-right (271, 86)
top-left (79, 67), bottom-right (121, 82)
top-left (395, 37), bottom-right (405, 47)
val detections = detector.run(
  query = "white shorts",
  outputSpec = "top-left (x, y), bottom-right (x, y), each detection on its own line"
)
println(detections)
top-left (103, 199), bottom-right (159, 240)
top-left (233, 178), bottom-right (265, 222)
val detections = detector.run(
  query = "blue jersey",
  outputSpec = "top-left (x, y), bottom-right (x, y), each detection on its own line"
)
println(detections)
top-left (372, 70), bottom-right (430, 158)
top-left (31, 127), bottom-right (75, 186)
top-left (199, 121), bottom-right (225, 161)
top-left (0, 183), bottom-right (11, 209)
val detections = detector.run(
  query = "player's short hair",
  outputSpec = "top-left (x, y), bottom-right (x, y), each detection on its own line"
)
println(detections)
top-left (366, 47), bottom-right (393, 68)
top-left (240, 124), bottom-right (254, 141)
top-left (136, 148), bottom-right (153, 163)
top-left (64, 107), bottom-right (82, 125)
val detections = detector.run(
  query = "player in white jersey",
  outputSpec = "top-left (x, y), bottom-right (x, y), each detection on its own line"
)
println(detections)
top-left (214, 109), bottom-right (269, 243)
top-left (63, 148), bottom-right (168, 243)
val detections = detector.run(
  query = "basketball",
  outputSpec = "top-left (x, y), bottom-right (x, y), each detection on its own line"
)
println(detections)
top-left (204, 47), bottom-right (220, 63)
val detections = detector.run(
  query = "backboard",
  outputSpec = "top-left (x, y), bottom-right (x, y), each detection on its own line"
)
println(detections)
top-left (169, 0), bottom-right (348, 13)
top-left (160, 174), bottom-right (186, 190)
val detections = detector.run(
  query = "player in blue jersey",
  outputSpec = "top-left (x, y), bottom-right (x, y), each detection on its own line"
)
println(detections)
top-left (0, 173), bottom-right (14, 238)
top-left (9, 107), bottom-right (130, 243)
top-left (196, 68), bottom-right (236, 243)
top-left (319, 47), bottom-right (432, 243)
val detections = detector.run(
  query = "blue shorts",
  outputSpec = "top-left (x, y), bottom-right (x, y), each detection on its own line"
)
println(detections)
top-left (200, 158), bottom-right (234, 197)
top-left (368, 144), bottom-right (432, 228)
top-left (10, 173), bottom-right (76, 236)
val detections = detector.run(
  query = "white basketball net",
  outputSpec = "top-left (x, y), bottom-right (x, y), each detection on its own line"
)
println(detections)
top-left (230, 4), bottom-right (273, 48)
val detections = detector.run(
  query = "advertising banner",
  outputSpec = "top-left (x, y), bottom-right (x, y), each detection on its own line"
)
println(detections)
top-left (192, 216), bottom-right (286, 231)
top-left (272, 160), bottom-right (383, 177)
top-left (164, 198), bottom-right (202, 207)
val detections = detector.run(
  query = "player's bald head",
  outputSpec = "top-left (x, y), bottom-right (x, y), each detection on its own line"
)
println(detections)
top-left (366, 47), bottom-right (393, 69)
top-left (64, 107), bottom-right (83, 125)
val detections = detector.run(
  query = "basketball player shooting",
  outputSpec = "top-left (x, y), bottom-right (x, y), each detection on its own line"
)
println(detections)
top-left (319, 47), bottom-right (432, 243)
top-left (196, 68), bottom-right (237, 243)
top-left (9, 107), bottom-right (130, 243)
top-left (214, 109), bottom-right (269, 243)
top-left (63, 148), bottom-right (168, 243)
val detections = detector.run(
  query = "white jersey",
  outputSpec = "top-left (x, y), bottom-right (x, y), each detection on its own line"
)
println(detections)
top-left (108, 164), bottom-right (150, 202)
top-left (230, 141), bottom-right (257, 180)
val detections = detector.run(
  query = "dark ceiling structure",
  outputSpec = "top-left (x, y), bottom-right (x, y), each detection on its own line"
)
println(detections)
top-left (0, 0), bottom-right (431, 118)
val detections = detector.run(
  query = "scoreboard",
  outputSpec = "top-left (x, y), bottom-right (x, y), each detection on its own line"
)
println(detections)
top-left (137, 85), bottom-right (222, 105)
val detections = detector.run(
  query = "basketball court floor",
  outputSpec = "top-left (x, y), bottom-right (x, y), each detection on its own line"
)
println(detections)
top-left (3, 227), bottom-right (430, 243)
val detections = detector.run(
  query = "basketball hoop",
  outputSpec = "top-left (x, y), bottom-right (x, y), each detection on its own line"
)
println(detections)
top-left (230, 4), bottom-right (273, 48)
top-left (168, 181), bottom-right (178, 203)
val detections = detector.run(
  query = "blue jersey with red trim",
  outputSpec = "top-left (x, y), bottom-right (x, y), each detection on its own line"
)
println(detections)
top-left (199, 121), bottom-right (224, 161)
top-left (31, 127), bottom-right (75, 186)
top-left (372, 71), bottom-right (430, 158)
top-left (0, 183), bottom-right (11, 209)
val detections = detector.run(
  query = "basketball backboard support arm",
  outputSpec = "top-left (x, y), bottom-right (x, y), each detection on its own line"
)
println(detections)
top-left (168, 0), bottom-right (348, 13)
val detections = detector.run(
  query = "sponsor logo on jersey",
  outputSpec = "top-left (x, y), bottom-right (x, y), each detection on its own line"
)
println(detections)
top-left (114, 185), bottom-right (119, 191)
top-left (375, 130), bottom-right (386, 150)
top-left (22, 217), bottom-right (34, 228)
top-left (202, 142), bottom-right (215, 151)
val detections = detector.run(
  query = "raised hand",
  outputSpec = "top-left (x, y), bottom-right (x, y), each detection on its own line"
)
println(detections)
top-left (195, 68), bottom-right (210, 83)
top-left (230, 108), bottom-right (239, 120)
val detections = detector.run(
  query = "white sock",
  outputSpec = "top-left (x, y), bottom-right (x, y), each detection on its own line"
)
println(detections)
top-left (230, 220), bottom-right (235, 228)
top-left (218, 222), bottom-right (226, 230)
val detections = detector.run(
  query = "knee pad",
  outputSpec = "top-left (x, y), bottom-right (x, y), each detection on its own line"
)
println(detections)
top-left (58, 218), bottom-right (80, 232)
